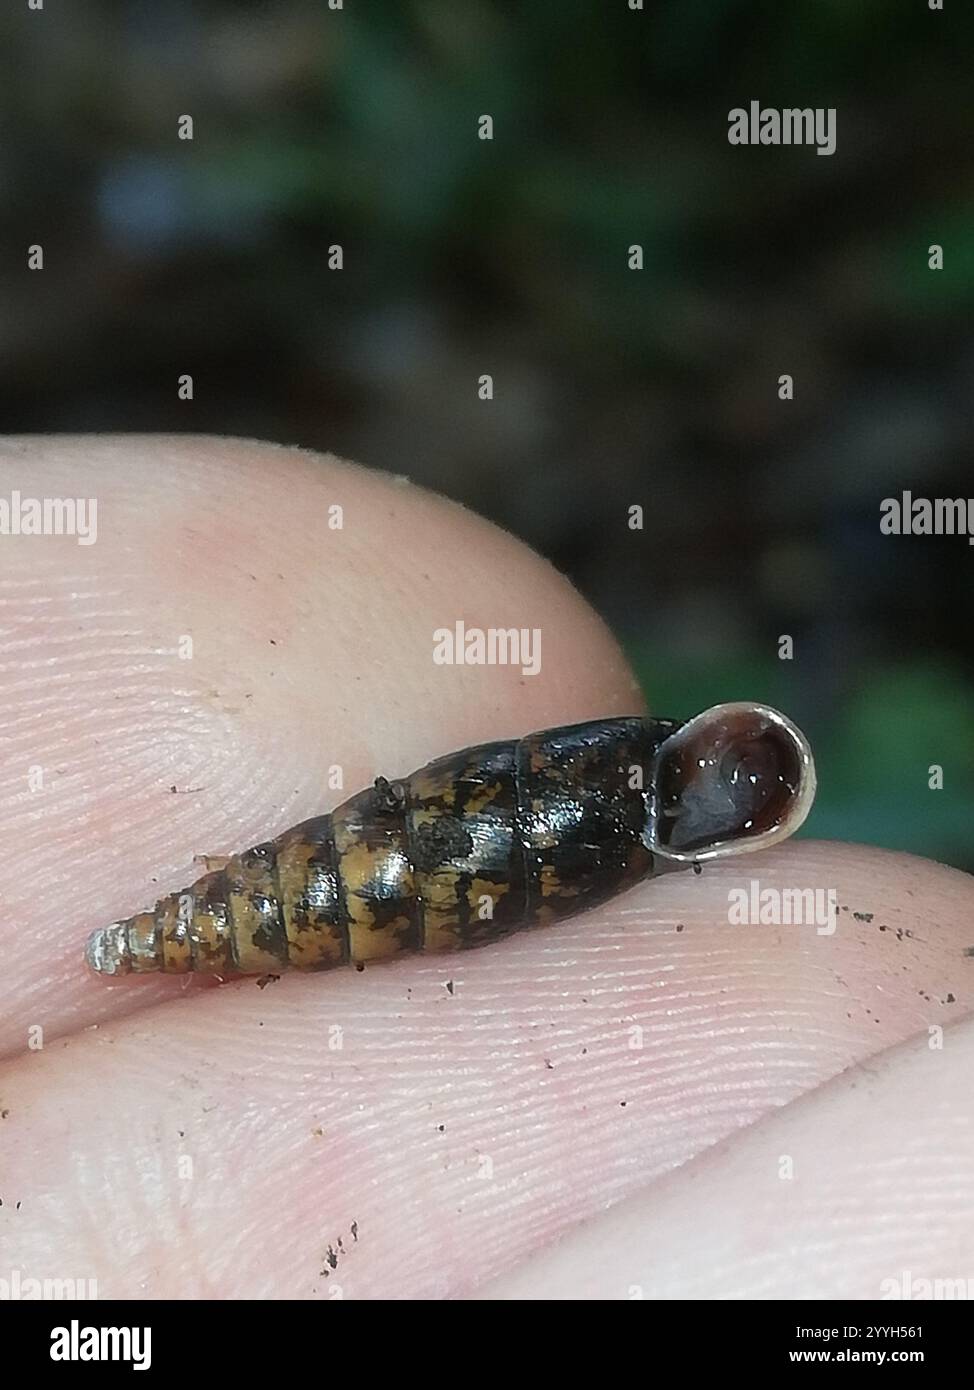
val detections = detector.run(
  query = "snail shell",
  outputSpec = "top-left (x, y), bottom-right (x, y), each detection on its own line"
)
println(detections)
top-left (84, 703), bottom-right (815, 977)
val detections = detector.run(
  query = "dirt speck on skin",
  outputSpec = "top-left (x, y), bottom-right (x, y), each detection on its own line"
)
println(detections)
top-left (319, 1224), bottom-right (358, 1275)
top-left (312, 1127), bottom-right (323, 1137)
top-left (445, 980), bottom-right (455, 995)
top-left (878, 926), bottom-right (915, 942)
top-left (543, 1058), bottom-right (553, 1070)
top-left (676, 923), bottom-right (685, 932)
top-left (964, 947), bottom-right (974, 958)
top-left (0, 1108), bottom-right (9, 1119)
top-left (257, 974), bottom-right (280, 989)
top-left (946, 993), bottom-right (956, 1004)
top-left (853, 911), bottom-right (874, 922)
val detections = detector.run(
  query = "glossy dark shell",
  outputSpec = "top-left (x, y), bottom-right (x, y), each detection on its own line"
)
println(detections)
top-left (93, 717), bottom-right (679, 975)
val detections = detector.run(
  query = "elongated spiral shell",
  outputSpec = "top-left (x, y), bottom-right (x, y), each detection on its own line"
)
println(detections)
top-left (84, 704), bottom-right (815, 976)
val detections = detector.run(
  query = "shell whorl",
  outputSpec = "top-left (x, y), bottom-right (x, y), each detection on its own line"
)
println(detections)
top-left (83, 706), bottom-right (816, 977)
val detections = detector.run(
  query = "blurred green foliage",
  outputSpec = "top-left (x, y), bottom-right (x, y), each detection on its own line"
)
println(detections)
top-left (2, 0), bottom-right (972, 869)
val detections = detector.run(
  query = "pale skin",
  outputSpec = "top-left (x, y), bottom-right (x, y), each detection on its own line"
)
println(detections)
top-left (0, 436), bottom-right (971, 1300)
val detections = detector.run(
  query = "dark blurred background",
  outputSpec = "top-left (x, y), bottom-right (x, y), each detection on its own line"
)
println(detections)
top-left (2, 1), bottom-right (973, 866)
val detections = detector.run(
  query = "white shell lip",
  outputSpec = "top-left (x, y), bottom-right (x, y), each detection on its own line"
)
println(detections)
top-left (643, 701), bottom-right (817, 865)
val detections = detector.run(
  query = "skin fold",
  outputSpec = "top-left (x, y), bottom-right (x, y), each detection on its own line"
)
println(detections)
top-left (0, 436), bottom-right (971, 1300)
